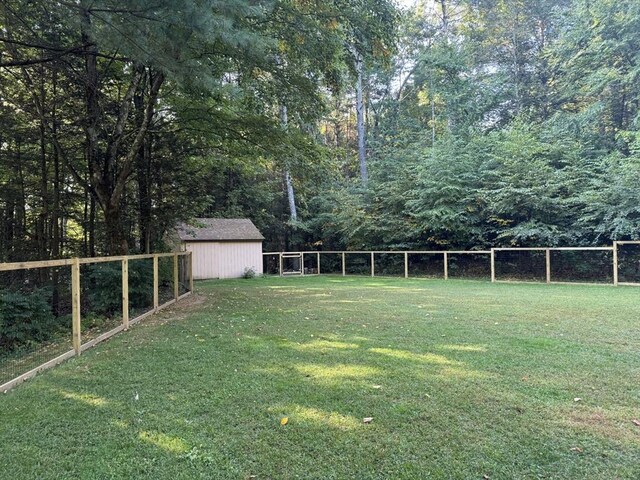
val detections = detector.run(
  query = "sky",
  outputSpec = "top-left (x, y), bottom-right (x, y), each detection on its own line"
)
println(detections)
top-left (395, 0), bottom-right (418, 10)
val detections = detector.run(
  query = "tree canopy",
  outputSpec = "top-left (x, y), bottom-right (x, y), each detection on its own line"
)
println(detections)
top-left (1, 0), bottom-right (638, 261)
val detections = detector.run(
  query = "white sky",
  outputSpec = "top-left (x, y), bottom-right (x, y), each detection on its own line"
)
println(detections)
top-left (394, 0), bottom-right (419, 11)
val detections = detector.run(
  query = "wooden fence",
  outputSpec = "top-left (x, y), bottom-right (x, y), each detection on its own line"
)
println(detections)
top-left (0, 251), bottom-right (193, 392)
top-left (264, 241), bottom-right (640, 286)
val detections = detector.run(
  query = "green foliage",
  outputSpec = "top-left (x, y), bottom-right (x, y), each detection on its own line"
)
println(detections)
top-left (241, 267), bottom-right (257, 279)
top-left (0, 289), bottom-right (59, 351)
top-left (86, 262), bottom-right (154, 317)
top-left (2, 0), bottom-right (640, 258)
top-left (303, 0), bottom-right (640, 252)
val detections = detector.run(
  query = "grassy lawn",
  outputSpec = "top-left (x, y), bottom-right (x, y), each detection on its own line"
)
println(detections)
top-left (1, 276), bottom-right (639, 479)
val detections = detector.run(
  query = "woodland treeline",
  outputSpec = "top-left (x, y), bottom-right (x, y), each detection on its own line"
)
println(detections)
top-left (1, 0), bottom-right (639, 260)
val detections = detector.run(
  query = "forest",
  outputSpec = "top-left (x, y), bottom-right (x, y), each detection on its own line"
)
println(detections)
top-left (1, 0), bottom-right (639, 260)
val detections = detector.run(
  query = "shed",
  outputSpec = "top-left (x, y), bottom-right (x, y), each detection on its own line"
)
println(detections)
top-left (178, 218), bottom-right (264, 279)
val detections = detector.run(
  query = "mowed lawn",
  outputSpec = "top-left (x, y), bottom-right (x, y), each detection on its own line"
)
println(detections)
top-left (1, 276), bottom-right (639, 479)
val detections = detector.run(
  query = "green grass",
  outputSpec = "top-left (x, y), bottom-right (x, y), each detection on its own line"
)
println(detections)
top-left (1, 276), bottom-right (639, 479)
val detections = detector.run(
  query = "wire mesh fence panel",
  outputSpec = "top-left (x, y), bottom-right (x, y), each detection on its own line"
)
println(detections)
top-left (550, 250), bottom-right (613, 284)
top-left (79, 262), bottom-right (124, 344)
top-left (448, 253), bottom-right (491, 280)
top-left (128, 258), bottom-right (155, 319)
top-left (495, 250), bottom-right (546, 282)
top-left (302, 254), bottom-right (318, 274)
top-left (374, 253), bottom-right (405, 277)
top-left (618, 244), bottom-right (640, 284)
top-left (158, 256), bottom-right (175, 304)
top-left (178, 255), bottom-right (191, 295)
top-left (282, 256), bottom-right (302, 274)
top-left (0, 267), bottom-right (73, 385)
top-left (407, 253), bottom-right (445, 278)
top-left (344, 253), bottom-right (371, 275)
top-left (319, 253), bottom-right (342, 274)
top-left (263, 254), bottom-right (279, 275)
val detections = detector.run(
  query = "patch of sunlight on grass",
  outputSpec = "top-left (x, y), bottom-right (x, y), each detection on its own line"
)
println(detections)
top-left (369, 347), bottom-right (456, 365)
top-left (275, 405), bottom-right (361, 431)
top-left (266, 286), bottom-right (307, 292)
top-left (350, 336), bottom-right (370, 342)
top-left (112, 420), bottom-right (129, 429)
top-left (139, 431), bottom-right (189, 454)
top-left (59, 390), bottom-right (108, 407)
top-left (294, 363), bottom-right (380, 380)
top-left (437, 344), bottom-right (488, 352)
top-left (293, 340), bottom-right (360, 351)
top-left (332, 299), bottom-right (377, 303)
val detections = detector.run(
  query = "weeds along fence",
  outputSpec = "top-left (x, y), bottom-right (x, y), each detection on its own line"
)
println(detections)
top-left (263, 242), bottom-right (640, 286)
top-left (0, 252), bottom-right (193, 392)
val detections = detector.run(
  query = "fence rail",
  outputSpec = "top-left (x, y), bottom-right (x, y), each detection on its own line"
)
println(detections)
top-left (263, 242), bottom-right (640, 286)
top-left (0, 251), bottom-right (193, 393)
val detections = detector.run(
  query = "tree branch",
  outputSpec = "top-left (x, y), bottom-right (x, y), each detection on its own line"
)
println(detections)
top-left (110, 70), bottom-right (165, 208)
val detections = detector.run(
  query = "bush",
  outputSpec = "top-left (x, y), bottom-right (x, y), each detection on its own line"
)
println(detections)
top-left (242, 267), bottom-right (257, 279)
top-left (0, 288), bottom-right (59, 351)
top-left (86, 262), bottom-right (154, 317)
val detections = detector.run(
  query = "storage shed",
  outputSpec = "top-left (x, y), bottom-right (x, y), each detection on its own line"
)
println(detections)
top-left (178, 218), bottom-right (264, 279)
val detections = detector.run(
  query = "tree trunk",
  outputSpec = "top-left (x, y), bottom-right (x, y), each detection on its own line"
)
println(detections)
top-left (89, 193), bottom-right (96, 257)
top-left (38, 73), bottom-right (49, 261)
top-left (51, 68), bottom-right (61, 315)
top-left (285, 171), bottom-right (297, 222)
top-left (280, 103), bottom-right (297, 221)
top-left (135, 71), bottom-right (153, 253)
top-left (104, 204), bottom-right (128, 255)
top-left (354, 50), bottom-right (368, 185)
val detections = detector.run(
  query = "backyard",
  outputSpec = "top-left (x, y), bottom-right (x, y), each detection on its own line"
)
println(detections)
top-left (1, 276), bottom-right (639, 479)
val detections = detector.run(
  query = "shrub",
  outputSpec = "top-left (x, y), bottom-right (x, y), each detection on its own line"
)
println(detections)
top-left (86, 262), bottom-right (154, 317)
top-left (242, 267), bottom-right (257, 279)
top-left (0, 288), bottom-right (59, 351)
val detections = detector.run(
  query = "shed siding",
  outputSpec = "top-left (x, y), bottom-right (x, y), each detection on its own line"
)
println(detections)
top-left (185, 241), bottom-right (263, 279)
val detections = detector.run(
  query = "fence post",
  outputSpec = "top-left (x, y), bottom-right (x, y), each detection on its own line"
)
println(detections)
top-left (317, 252), bottom-right (321, 274)
top-left (404, 252), bottom-right (409, 279)
top-left (342, 252), bottom-right (346, 276)
top-left (189, 251), bottom-right (194, 291)
top-left (301, 252), bottom-right (305, 276)
top-left (490, 248), bottom-right (496, 283)
top-left (122, 257), bottom-right (129, 330)
top-left (613, 241), bottom-right (618, 286)
top-left (153, 254), bottom-right (159, 311)
top-left (371, 252), bottom-right (375, 277)
top-left (545, 249), bottom-right (551, 284)
top-left (71, 258), bottom-right (81, 355)
top-left (279, 253), bottom-right (283, 277)
top-left (443, 252), bottom-right (448, 280)
top-left (173, 253), bottom-right (179, 300)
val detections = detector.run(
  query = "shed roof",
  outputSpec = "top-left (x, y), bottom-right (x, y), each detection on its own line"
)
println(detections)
top-left (177, 218), bottom-right (264, 242)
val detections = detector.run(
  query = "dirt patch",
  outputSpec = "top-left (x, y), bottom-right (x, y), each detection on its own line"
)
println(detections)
top-left (141, 294), bottom-right (208, 326)
top-left (566, 409), bottom-right (640, 445)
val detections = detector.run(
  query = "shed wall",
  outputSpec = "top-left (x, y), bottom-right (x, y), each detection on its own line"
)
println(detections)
top-left (185, 241), bottom-right (263, 279)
